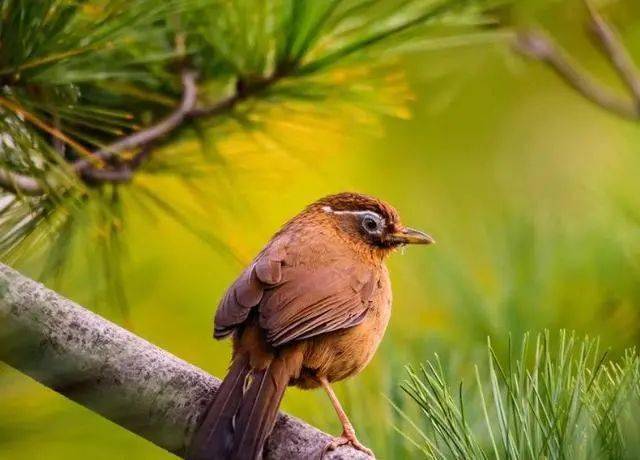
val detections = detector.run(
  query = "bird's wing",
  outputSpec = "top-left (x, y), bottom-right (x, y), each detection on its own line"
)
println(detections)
top-left (213, 236), bottom-right (289, 339)
top-left (258, 263), bottom-right (376, 347)
top-left (214, 237), bottom-right (377, 346)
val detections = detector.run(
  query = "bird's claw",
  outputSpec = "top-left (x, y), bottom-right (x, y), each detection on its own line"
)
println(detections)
top-left (320, 430), bottom-right (375, 458)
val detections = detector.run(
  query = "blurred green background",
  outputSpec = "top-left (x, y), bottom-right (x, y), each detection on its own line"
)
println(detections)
top-left (2, 1), bottom-right (640, 458)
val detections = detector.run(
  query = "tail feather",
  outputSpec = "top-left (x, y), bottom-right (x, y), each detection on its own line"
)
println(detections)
top-left (188, 354), bottom-right (251, 459)
top-left (187, 353), bottom-right (292, 460)
top-left (232, 358), bottom-right (290, 456)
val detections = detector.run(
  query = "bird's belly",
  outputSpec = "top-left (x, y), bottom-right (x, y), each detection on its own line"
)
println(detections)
top-left (297, 297), bottom-right (392, 387)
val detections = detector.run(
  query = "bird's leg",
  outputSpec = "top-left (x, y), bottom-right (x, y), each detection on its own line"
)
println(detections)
top-left (319, 377), bottom-right (374, 458)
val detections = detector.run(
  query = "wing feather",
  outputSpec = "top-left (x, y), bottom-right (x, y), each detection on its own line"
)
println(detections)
top-left (214, 235), bottom-right (377, 345)
top-left (259, 264), bottom-right (375, 346)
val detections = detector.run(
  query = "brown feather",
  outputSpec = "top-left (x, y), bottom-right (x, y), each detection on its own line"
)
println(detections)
top-left (258, 264), bottom-right (375, 347)
top-left (214, 236), bottom-right (292, 339)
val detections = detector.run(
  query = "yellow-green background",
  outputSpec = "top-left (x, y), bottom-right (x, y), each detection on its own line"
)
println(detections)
top-left (3, 1), bottom-right (640, 458)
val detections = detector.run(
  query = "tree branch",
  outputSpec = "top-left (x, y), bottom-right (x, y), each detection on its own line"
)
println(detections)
top-left (514, 30), bottom-right (639, 120)
top-left (0, 263), bottom-right (369, 460)
top-left (74, 70), bottom-right (199, 175)
top-left (0, 169), bottom-right (43, 196)
top-left (74, 70), bottom-right (285, 185)
top-left (1, 69), bottom-right (286, 195)
top-left (583, 0), bottom-right (640, 106)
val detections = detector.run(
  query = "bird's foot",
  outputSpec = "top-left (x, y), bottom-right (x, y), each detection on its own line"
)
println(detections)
top-left (321, 429), bottom-right (374, 458)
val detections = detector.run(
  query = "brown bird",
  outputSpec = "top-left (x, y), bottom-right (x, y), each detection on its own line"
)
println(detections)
top-left (187, 192), bottom-right (434, 460)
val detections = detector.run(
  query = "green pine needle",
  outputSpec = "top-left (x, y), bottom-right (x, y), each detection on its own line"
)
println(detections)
top-left (397, 331), bottom-right (640, 459)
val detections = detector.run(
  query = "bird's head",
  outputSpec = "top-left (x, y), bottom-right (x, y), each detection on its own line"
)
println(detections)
top-left (305, 192), bottom-right (434, 257)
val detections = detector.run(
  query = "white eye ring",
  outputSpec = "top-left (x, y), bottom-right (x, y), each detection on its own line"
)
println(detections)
top-left (361, 213), bottom-right (383, 234)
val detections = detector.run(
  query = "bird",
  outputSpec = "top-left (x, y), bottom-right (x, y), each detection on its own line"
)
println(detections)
top-left (187, 192), bottom-right (434, 460)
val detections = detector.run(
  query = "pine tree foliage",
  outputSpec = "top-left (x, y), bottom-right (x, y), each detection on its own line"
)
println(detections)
top-left (0, 0), bottom-right (496, 309)
top-left (397, 331), bottom-right (640, 459)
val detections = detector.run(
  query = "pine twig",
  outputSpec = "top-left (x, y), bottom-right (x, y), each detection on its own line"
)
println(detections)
top-left (514, 2), bottom-right (640, 121)
top-left (79, 69), bottom-right (288, 183)
top-left (2, 68), bottom-right (286, 194)
top-left (74, 69), bottom-right (199, 173)
top-left (514, 30), bottom-right (638, 120)
top-left (583, 0), bottom-right (640, 107)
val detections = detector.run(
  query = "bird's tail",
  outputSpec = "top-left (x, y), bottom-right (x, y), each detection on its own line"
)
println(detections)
top-left (187, 352), bottom-right (294, 460)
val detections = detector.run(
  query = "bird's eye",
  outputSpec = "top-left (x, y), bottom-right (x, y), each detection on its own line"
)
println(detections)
top-left (362, 216), bottom-right (380, 234)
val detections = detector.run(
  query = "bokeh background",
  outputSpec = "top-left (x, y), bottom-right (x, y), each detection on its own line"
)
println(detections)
top-left (2, 0), bottom-right (640, 458)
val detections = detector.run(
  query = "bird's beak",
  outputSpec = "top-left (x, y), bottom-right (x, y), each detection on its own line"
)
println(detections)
top-left (390, 227), bottom-right (436, 245)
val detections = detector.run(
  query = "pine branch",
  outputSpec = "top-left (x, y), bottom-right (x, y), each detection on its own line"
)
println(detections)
top-left (514, 30), bottom-right (639, 120)
top-left (74, 69), bottom-right (199, 174)
top-left (77, 69), bottom-right (286, 185)
top-left (1, 70), bottom-right (199, 192)
top-left (515, 2), bottom-right (640, 120)
top-left (1, 0), bottom-right (477, 196)
top-left (583, 0), bottom-right (640, 106)
top-left (0, 0), bottom-right (487, 213)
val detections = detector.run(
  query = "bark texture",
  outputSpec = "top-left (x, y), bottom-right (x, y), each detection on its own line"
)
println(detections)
top-left (0, 263), bottom-right (369, 459)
